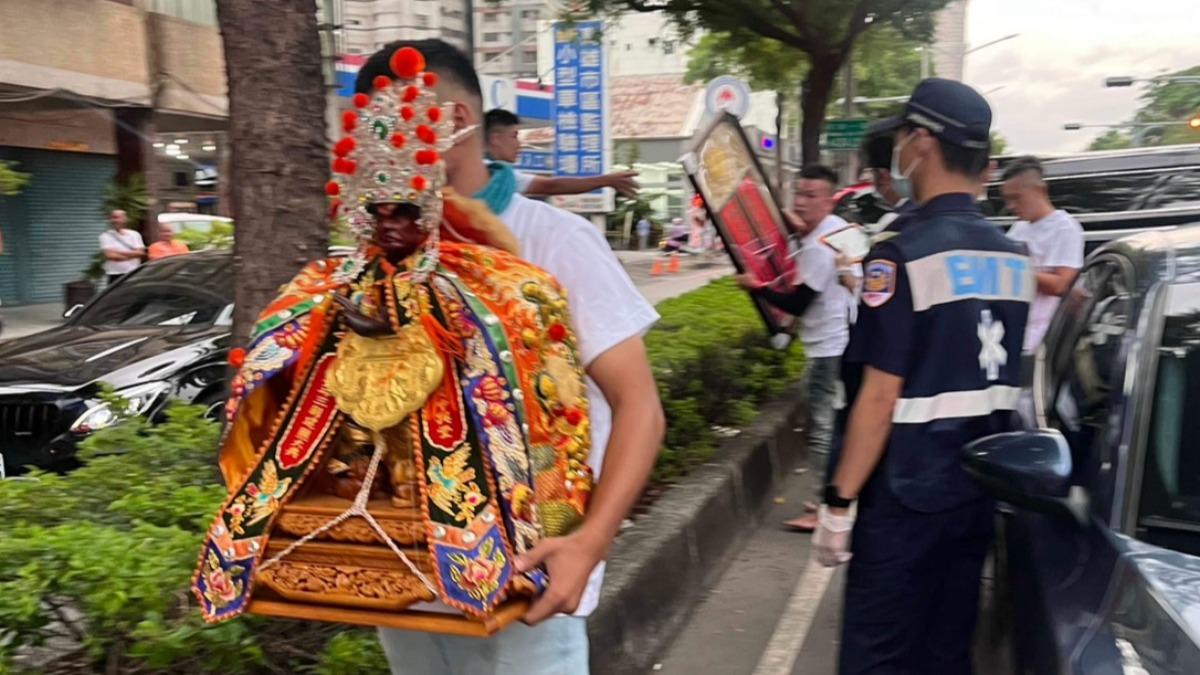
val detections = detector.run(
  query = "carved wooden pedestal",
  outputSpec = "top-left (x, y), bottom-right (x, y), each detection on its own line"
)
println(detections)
top-left (248, 494), bottom-right (529, 636)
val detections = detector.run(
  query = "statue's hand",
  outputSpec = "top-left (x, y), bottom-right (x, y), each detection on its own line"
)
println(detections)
top-left (333, 295), bottom-right (392, 337)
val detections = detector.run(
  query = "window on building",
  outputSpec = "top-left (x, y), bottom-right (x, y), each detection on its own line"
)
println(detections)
top-left (521, 9), bottom-right (540, 20)
top-left (140, 0), bottom-right (217, 26)
top-left (663, 40), bottom-right (676, 54)
top-left (415, 14), bottom-right (429, 27)
top-left (484, 13), bottom-right (498, 24)
top-left (484, 33), bottom-right (500, 43)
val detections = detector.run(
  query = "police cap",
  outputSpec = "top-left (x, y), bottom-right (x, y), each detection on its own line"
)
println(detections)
top-left (875, 78), bottom-right (992, 150)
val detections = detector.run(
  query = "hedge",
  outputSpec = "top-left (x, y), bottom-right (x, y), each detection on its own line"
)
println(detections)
top-left (0, 279), bottom-right (802, 673)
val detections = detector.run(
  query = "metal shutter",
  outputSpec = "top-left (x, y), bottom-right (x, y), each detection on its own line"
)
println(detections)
top-left (18, 149), bottom-right (117, 304)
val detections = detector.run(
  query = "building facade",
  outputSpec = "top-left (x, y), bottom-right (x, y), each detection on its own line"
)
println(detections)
top-left (338, 0), bottom-right (472, 56)
top-left (475, 0), bottom-right (546, 79)
top-left (933, 0), bottom-right (969, 81)
top-left (0, 0), bottom-right (227, 306)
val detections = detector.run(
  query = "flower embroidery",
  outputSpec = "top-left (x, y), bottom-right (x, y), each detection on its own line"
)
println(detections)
top-left (448, 536), bottom-right (506, 603)
top-left (200, 550), bottom-right (245, 611)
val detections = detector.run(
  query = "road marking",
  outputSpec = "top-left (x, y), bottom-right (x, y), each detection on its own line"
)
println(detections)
top-left (752, 552), bottom-right (837, 675)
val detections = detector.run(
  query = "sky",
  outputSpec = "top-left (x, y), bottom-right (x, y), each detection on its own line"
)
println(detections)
top-left (963, 0), bottom-right (1200, 154)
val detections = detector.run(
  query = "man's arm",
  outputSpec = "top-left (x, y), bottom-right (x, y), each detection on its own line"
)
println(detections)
top-left (517, 336), bottom-right (664, 623)
top-left (830, 366), bottom-right (903, 507)
top-left (1034, 267), bottom-right (1077, 296)
top-left (526, 171), bottom-right (640, 199)
top-left (737, 275), bottom-right (818, 316)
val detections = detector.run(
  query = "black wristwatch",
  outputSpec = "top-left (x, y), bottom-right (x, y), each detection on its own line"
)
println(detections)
top-left (823, 484), bottom-right (853, 509)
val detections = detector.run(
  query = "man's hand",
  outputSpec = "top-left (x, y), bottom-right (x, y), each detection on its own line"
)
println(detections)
top-left (603, 171), bottom-right (640, 199)
top-left (332, 295), bottom-right (391, 337)
top-left (812, 505), bottom-right (855, 567)
top-left (516, 529), bottom-right (607, 624)
top-left (735, 273), bottom-right (764, 291)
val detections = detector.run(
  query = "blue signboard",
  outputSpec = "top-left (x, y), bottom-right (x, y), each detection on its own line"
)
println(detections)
top-left (515, 150), bottom-right (554, 173)
top-left (553, 21), bottom-right (605, 179)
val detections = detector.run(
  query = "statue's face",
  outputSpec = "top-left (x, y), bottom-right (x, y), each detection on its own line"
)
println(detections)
top-left (371, 202), bottom-right (428, 260)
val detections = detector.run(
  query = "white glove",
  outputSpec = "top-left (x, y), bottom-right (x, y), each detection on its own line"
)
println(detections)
top-left (813, 504), bottom-right (855, 567)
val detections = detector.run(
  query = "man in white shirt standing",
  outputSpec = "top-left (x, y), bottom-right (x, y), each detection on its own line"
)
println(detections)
top-left (357, 40), bottom-right (665, 675)
top-left (1001, 156), bottom-right (1084, 355)
top-left (736, 165), bottom-right (855, 531)
top-left (98, 209), bottom-right (145, 286)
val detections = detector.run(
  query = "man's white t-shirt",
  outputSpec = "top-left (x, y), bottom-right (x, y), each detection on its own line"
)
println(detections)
top-left (99, 228), bottom-right (145, 275)
top-left (792, 214), bottom-right (854, 358)
top-left (1007, 209), bottom-right (1084, 353)
top-left (513, 169), bottom-right (536, 194)
top-left (499, 194), bottom-right (660, 616)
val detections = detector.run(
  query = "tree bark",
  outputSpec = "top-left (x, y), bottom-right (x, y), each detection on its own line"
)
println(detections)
top-left (216, 0), bottom-right (330, 344)
top-left (799, 54), bottom-right (843, 167)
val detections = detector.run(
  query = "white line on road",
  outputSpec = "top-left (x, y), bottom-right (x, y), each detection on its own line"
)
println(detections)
top-left (752, 553), bottom-right (837, 675)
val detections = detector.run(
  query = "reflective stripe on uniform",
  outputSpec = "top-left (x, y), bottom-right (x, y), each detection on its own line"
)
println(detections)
top-left (905, 250), bottom-right (1034, 312)
top-left (892, 384), bottom-right (1022, 424)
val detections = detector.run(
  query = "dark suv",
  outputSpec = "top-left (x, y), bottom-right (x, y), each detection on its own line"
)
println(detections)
top-left (984, 144), bottom-right (1200, 252)
top-left (0, 251), bottom-right (232, 474)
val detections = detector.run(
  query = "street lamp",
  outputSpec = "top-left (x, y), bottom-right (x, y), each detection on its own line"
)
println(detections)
top-left (919, 33), bottom-right (1020, 79)
top-left (1104, 75), bottom-right (1200, 87)
top-left (1062, 120), bottom-right (1193, 147)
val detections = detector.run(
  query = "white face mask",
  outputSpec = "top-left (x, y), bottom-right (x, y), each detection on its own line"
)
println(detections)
top-left (890, 134), bottom-right (922, 202)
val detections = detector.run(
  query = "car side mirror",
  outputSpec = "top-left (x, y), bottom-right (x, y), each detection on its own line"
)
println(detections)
top-left (962, 429), bottom-right (1088, 526)
top-left (63, 304), bottom-right (84, 319)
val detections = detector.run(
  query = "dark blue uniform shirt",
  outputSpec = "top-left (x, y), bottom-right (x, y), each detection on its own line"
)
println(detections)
top-left (846, 193), bottom-right (1033, 513)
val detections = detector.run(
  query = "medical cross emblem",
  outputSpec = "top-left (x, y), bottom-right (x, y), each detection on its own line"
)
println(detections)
top-left (978, 309), bottom-right (1007, 381)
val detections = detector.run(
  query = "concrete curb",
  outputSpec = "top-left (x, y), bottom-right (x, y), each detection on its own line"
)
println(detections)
top-left (589, 381), bottom-right (807, 674)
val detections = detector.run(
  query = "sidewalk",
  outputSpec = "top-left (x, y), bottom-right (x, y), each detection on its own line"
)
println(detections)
top-left (615, 249), bottom-right (733, 306)
top-left (0, 303), bottom-right (64, 342)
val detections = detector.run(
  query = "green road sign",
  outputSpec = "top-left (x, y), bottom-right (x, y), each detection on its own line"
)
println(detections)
top-left (824, 118), bottom-right (869, 151)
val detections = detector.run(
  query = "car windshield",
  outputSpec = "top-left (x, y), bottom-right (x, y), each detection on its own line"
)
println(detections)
top-left (1139, 281), bottom-right (1200, 539)
top-left (73, 254), bottom-right (233, 327)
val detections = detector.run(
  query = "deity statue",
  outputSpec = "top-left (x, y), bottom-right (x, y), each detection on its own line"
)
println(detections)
top-left (191, 47), bottom-right (592, 636)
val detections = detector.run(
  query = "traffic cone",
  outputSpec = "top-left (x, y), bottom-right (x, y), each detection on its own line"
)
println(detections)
top-left (651, 258), bottom-right (664, 277)
top-left (667, 253), bottom-right (681, 274)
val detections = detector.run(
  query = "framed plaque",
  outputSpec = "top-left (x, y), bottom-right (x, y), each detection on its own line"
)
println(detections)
top-left (682, 113), bottom-right (798, 341)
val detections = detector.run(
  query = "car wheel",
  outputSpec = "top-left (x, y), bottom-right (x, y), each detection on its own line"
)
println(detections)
top-left (194, 390), bottom-right (226, 422)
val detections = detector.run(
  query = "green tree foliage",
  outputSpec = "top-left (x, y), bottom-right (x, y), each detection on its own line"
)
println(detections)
top-left (1133, 65), bottom-right (1200, 146)
top-left (1088, 129), bottom-right (1133, 151)
top-left (684, 23), bottom-right (922, 118)
top-left (0, 161), bottom-right (30, 196)
top-left (587, 0), bottom-right (952, 163)
top-left (102, 174), bottom-right (150, 223)
top-left (990, 131), bottom-right (1009, 156)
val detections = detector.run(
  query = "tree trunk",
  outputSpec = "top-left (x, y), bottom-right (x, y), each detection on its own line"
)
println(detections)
top-left (799, 55), bottom-right (843, 167)
top-left (216, 0), bottom-right (330, 344)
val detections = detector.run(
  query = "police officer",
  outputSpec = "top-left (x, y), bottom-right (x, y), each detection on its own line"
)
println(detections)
top-left (812, 79), bottom-right (1033, 675)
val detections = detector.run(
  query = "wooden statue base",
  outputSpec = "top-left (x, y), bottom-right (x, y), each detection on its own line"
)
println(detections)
top-left (248, 597), bottom-right (530, 638)
top-left (247, 492), bottom-right (530, 636)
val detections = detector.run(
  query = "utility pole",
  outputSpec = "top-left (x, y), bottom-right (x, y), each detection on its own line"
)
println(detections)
top-left (318, 0), bottom-right (342, 142)
top-left (775, 90), bottom-right (784, 193)
top-left (841, 49), bottom-right (857, 184)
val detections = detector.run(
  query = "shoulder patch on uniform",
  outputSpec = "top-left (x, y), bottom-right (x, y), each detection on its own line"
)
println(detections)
top-left (862, 260), bottom-right (897, 308)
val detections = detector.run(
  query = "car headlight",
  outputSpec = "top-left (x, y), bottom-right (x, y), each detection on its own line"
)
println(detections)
top-left (70, 382), bottom-right (173, 434)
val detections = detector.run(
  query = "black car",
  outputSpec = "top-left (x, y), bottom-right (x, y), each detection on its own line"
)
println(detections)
top-left (0, 251), bottom-right (232, 474)
top-left (965, 223), bottom-right (1200, 673)
top-left (984, 144), bottom-right (1200, 253)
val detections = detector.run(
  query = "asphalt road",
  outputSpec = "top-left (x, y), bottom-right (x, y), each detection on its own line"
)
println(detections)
top-left (653, 463), bottom-right (1013, 675)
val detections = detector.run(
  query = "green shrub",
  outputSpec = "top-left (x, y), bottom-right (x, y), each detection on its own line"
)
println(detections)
top-left (646, 278), bottom-right (804, 480)
top-left (0, 279), bottom-right (803, 672)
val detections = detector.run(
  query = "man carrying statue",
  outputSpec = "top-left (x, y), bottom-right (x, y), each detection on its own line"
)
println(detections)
top-left (193, 42), bottom-right (665, 675)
